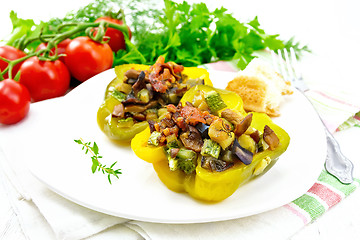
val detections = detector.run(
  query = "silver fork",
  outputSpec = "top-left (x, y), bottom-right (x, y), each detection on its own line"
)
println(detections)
top-left (271, 48), bottom-right (354, 184)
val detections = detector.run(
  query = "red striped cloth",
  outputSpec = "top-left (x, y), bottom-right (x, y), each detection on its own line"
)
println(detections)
top-left (202, 60), bottom-right (360, 225)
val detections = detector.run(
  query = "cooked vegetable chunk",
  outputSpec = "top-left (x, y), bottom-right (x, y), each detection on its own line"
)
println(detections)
top-left (131, 85), bottom-right (290, 202)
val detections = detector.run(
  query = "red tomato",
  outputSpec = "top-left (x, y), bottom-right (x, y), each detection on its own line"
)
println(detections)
top-left (95, 16), bottom-right (132, 52)
top-left (0, 46), bottom-right (26, 79)
top-left (19, 56), bottom-right (70, 102)
top-left (0, 79), bottom-right (30, 125)
top-left (65, 36), bottom-right (113, 82)
top-left (36, 38), bottom-right (71, 62)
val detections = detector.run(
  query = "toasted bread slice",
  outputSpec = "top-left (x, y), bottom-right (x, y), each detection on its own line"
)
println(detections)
top-left (226, 59), bottom-right (292, 117)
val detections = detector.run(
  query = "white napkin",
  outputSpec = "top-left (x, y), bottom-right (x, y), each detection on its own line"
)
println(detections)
top-left (126, 207), bottom-right (305, 240)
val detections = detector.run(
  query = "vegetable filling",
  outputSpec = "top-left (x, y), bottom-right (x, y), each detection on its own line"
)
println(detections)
top-left (110, 56), bottom-right (206, 126)
top-left (147, 90), bottom-right (280, 174)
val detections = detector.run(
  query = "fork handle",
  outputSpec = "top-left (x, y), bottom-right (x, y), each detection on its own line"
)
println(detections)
top-left (324, 128), bottom-right (354, 184)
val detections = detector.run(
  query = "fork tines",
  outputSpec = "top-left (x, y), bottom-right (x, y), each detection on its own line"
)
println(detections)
top-left (271, 48), bottom-right (308, 92)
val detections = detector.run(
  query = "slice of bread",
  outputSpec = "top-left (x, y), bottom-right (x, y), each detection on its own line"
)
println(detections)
top-left (226, 58), bottom-right (293, 117)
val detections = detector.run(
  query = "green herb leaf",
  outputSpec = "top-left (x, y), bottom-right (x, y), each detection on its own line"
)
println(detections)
top-left (75, 138), bottom-right (122, 184)
top-left (4, 0), bottom-right (308, 70)
top-left (92, 142), bottom-right (99, 155)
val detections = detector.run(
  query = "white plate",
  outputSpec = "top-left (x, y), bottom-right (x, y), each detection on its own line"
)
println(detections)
top-left (25, 68), bottom-right (327, 223)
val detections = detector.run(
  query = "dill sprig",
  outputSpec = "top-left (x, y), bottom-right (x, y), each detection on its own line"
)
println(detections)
top-left (74, 138), bottom-right (122, 184)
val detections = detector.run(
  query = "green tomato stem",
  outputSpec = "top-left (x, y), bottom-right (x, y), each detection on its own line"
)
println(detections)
top-left (1, 20), bottom-right (130, 79)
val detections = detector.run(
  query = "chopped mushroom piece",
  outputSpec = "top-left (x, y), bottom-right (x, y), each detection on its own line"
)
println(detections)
top-left (112, 103), bottom-right (124, 118)
top-left (263, 125), bottom-right (279, 150)
top-left (220, 108), bottom-right (244, 125)
top-left (234, 113), bottom-right (252, 136)
top-left (124, 69), bottom-right (141, 80)
top-left (250, 130), bottom-right (260, 143)
top-left (180, 126), bottom-right (203, 152)
top-left (132, 71), bottom-right (147, 96)
top-left (124, 69), bottom-right (150, 83)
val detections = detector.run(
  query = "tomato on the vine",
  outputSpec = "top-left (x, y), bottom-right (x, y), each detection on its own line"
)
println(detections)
top-left (95, 16), bottom-right (132, 52)
top-left (0, 46), bottom-right (26, 79)
top-left (36, 38), bottom-right (71, 62)
top-left (19, 56), bottom-right (70, 102)
top-left (64, 36), bottom-right (113, 82)
top-left (0, 79), bottom-right (31, 125)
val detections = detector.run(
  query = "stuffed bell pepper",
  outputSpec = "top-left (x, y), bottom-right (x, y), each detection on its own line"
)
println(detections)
top-left (131, 85), bottom-right (290, 202)
top-left (97, 56), bottom-right (212, 141)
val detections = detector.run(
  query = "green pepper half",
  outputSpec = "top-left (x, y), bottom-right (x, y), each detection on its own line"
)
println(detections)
top-left (97, 63), bottom-right (213, 142)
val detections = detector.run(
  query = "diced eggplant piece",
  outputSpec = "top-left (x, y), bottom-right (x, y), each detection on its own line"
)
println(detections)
top-left (195, 122), bottom-right (210, 139)
top-left (232, 138), bottom-right (253, 165)
top-left (201, 156), bottom-right (234, 172)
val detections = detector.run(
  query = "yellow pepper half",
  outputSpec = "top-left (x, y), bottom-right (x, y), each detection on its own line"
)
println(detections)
top-left (131, 86), bottom-right (289, 202)
top-left (97, 64), bottom-right (213, 142)
top-left (132, 112), bottom-right (289, 202)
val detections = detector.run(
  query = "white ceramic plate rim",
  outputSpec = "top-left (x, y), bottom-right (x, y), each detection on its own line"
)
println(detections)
top-left (25, 68), bottom-right (327, 223)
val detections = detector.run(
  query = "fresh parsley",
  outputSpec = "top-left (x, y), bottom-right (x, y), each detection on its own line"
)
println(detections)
top-left (74, 138), bottom-right (122, 184)
top-left (115, 0), bottom-right (310, 69)
top-left (5, 0), bottom-right (309, 69)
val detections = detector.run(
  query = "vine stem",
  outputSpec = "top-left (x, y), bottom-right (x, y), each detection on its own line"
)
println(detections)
top-left (79, 137), bottom-right (96, 155)
top-left (1, 20), bottom-right (130, 81)
top-left (78, 138), bottom-right (115, 175)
